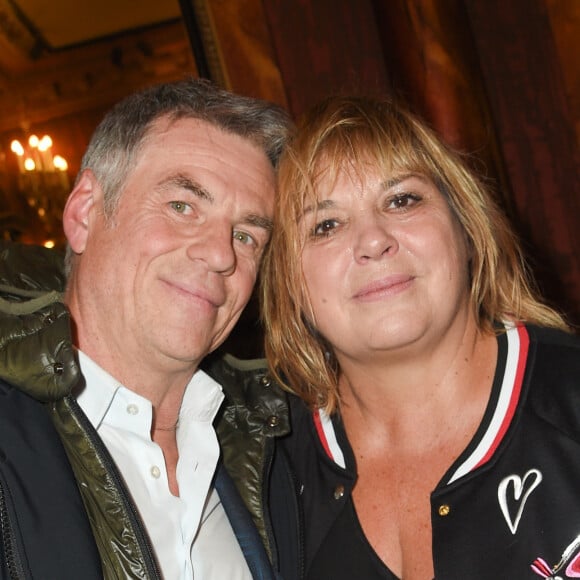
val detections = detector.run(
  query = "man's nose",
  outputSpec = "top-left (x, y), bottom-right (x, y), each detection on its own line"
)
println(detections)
top-left (187, 222), bottom-right (236, 275)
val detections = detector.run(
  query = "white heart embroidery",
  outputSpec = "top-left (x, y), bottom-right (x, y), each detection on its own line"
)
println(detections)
top-left (497, 468), bottom-right (543, 535)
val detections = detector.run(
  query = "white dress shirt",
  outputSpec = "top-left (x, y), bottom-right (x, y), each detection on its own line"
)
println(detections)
top-left (75, 351), bottom-right (252, 579)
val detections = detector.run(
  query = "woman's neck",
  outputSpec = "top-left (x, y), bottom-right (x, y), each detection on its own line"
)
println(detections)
top-left (337, 325), bottom-right (498, 448)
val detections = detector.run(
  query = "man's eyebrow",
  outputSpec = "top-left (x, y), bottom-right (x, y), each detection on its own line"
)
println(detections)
top-left (243, 214), bottom-right (273, 233)
top-left (160, 173), bottom-right (214, 202)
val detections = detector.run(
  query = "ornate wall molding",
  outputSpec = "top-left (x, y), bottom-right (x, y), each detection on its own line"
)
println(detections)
top-left (0, 0), bottom-right (41, 71)
top-left (0, 21), bottom-right (195, 132)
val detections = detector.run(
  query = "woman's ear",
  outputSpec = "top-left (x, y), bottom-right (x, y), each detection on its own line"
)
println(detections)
top-left (62, 169), bottom-right (102, 254)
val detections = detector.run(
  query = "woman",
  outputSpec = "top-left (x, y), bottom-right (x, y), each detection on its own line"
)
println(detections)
top-left (262, 95), bottom-right (579, 580)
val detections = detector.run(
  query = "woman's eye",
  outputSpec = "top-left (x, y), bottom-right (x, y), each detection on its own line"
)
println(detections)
top-left (387, 193), bottom-right (420, 210)
top-left (169, 201), bottom-right (192, 214)
top-left (312, 219), bottom-right (339, 237)
top-left (233, 230), bottom-right (255, 246)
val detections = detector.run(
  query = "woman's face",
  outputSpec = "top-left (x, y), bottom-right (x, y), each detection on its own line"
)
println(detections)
top-left (299, 165), bottom-right (472, 365)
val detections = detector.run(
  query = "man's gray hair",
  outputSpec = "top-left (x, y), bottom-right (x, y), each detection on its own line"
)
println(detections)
top-left (79, 77), bottom-right (291, 216)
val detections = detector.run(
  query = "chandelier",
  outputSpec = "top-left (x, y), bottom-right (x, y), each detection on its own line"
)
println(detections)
top-left (9, 134), bottom-right (70, 248)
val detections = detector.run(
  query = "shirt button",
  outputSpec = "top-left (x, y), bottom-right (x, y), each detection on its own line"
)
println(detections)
top-left (150, 466), bottom-right (161, 479)
top-left (126, 404), bottom-right (139, 415)
top-left (333, 484), bottom-right (345, 500)
top-left (267, 415), bottom-right (279, 428)
top-left (438, 504), bottom-right (451, 516)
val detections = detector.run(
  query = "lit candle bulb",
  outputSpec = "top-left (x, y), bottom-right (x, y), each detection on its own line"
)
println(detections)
top-left (24, 157), bottom-right (37, 192)
top-left (28, 135), bottom-right (42, 170)
top-left (53, 155), bottom-right (68, 171)
top-left (53, 155), bottom-right (70, 189)
top-left (10, 140), bottom-right (25, 173)
top-left (38, 135), bottom-right (55, 171)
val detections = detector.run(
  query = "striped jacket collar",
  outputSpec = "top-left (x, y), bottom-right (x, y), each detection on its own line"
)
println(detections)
top-left (312, 324), bottom-right (531, 484)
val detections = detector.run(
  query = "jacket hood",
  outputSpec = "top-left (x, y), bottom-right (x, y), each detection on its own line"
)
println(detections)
top-left (0, 241), bottom-right (79, 401)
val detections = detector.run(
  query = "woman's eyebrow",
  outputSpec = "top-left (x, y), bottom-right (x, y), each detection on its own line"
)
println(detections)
top-left (383, 173), bottom-right (428, 189)
top-left (302, 199), bottom-right (336, 217)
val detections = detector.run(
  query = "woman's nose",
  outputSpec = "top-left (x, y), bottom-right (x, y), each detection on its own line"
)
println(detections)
top-left (352, 216), bottom-right (398, 263)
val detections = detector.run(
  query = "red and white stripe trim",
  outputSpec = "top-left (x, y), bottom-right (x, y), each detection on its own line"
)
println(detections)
top-left (447, 324), bottom-right (529, 483)
top-left (313, 324), bottom-right (530, 484)
top-left (314, 406), bottom-right (346, 469)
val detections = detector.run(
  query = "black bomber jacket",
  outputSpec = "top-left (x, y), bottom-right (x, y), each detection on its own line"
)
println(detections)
top-left (0, 241), bottom-right (290, 579)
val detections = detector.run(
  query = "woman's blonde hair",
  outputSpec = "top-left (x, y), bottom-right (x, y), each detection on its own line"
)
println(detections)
top-left (261, 95), bottom-right (569, 413)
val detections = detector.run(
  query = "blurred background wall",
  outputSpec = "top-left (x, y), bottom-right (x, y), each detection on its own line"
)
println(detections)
top-left (0, 0), bottom-right (578, 349)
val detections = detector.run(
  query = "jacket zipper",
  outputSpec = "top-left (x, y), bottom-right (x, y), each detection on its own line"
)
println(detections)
top-left (64, 395), bottom-right (162, 579)
top-left (282, 447), bottom-right (306, 580)
top-left (261, 437), bottom-right (278, 569)
top-left (0, 480), bottom-right (25, 579)
top-left (264, 441), bottom-right (306, 580)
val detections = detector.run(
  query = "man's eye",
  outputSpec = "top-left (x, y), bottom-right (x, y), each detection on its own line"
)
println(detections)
top-left (233, 230), bottom-right (255, 246)
top-left (169, 201), bottom-right (192, 214)
top-left (312, 219), bottom-right (339, 237)
top-left (387, 193), bottom-right (421, 210)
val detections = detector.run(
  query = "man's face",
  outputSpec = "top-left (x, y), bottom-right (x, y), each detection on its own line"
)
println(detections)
top-left (65, 117), bottom-right (275, 371)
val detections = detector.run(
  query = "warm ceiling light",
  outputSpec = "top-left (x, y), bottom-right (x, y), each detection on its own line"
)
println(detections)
top-left (24, 158), bottom-right (36, 171)
top-left (28, 135), bottom-right (39, 148)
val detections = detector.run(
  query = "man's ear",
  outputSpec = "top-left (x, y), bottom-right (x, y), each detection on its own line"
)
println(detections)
top-left (62, 169), bottom-right (102, 254)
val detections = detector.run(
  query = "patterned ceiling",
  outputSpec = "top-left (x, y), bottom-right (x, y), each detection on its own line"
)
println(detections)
top-left (7, 0), bottom-right (182, 50)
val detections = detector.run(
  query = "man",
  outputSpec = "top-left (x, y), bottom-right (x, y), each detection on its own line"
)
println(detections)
top-left (0, 78), bottom-right (291, 579)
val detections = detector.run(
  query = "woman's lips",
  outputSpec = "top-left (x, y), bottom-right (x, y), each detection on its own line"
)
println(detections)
top-left (352, 274), bottom-right (414, 301)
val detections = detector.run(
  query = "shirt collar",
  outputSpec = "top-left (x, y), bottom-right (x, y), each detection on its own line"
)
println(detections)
top-left (75, 350), bottom-right (224, 432)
